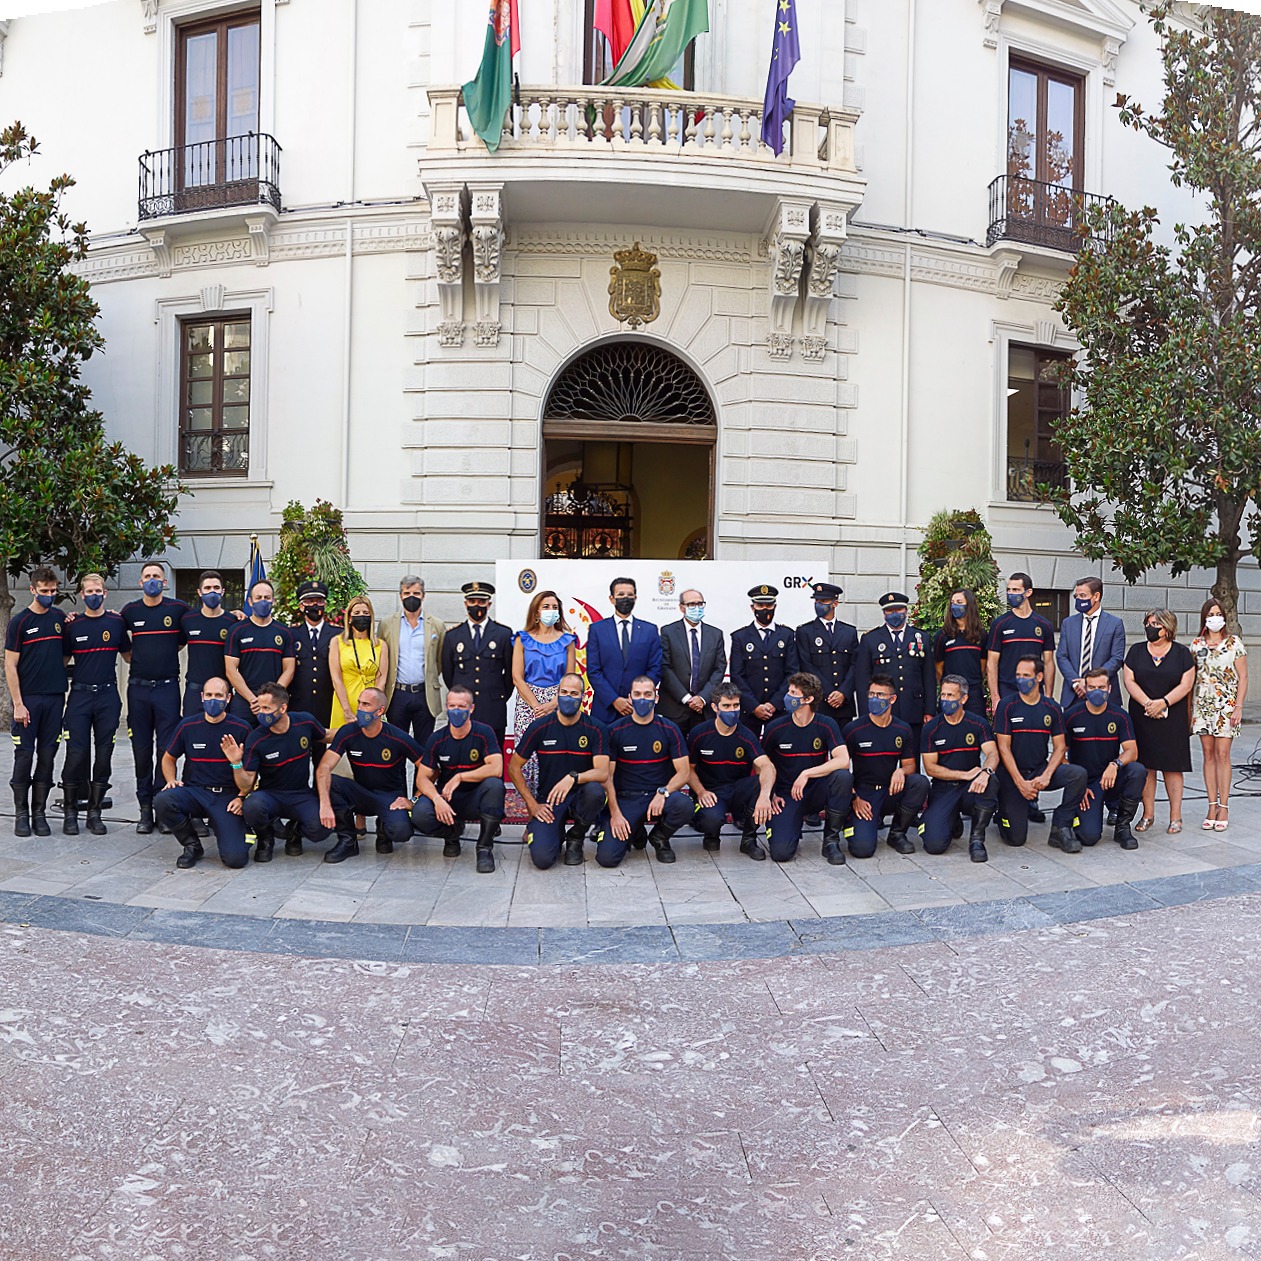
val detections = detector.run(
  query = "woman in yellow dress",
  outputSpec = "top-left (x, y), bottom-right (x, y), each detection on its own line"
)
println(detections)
top-left (329, 595), bottom-right (389, 730)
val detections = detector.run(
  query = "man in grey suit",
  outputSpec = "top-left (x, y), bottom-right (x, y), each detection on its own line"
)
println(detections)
top-left (659, 588), bottom-right (728, 736)
top-left (378, 575), bottom-right (446, 745)
top-left (1055, 576), bottom-right (1127, 708)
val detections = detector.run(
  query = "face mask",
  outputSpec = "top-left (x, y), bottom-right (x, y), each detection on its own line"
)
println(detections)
top-left (302, 603), bottom-right (324, 622)
top-left (257, 710), bottom-right (279, 728)
top-left (202, 697), bottom-right (228, 718)
top-left (201, 591), bottom-right (223, 609)
top-left (940, 697), bottom-right (961, 716)
top-left (1145, 624), bottom-right (1163, 643)
top-left (949, 603), bottom-right (966, 620)
top-left (867, 695), bottom-right (893, 716)
top-left (1015, 676), bottom-right (1038, 696)
top-left (142, 578), bottom-right (164, 598)
top-left (467, 605), bottom-right (489, 622)
top-left (252, 599), bottom-right (273, 619)
top-left (1206, 615), bottom-right (1226, 633)
top-left (814, 601), bottom-right (832, 619)
top-left (613, 596), bottom-right (636, 617)
top-left (783, 694), bottom-right (803, 713)
top-left (34, 593), bottom-right (56, 609)
top-left (753, 607), bottom-right (775, 626)
top-left (539, 609), bottom-right (561, 627)
top-left (631, 697), bottom-right (655, 718)
top-left (1085, 688), bottom-right (1107, 708)
top-left (1007, 592), bottom-right (1025, 609)
top-left (447, 707), bottom-right (470, 728)
top-left (351, 614), bottom-right (372, 632)
top-left (684, 605), bottom-right (705, 624)
top-left (884, 611), bottom-right (907, 630)
top-left (83, 593), bottom-right (105, 611)
top-left (401, 596), bottom-right (423, 613)
top-left (1075, 597), bottom-right (1094, 614)
top-left (715, 710), bottom-right (739, 729)
top-left (355, 707), bottom-right (379, 729)
top-left (556, 694), bottom-right (582, 718)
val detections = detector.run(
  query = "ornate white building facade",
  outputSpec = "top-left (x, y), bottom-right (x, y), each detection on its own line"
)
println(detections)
top-left (0, 0), bottom-right (1235, 630)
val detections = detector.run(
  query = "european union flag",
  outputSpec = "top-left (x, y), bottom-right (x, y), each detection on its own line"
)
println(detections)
top-left (761, 0), bottom-right (800, 156)
top-left (244, 533), bottom-right (267, 616)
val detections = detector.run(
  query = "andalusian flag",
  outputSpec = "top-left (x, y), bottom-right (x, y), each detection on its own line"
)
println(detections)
top-left (605, 0), bottom-right (707, 88)
top-left (463, 0), bottom-right (521, 152)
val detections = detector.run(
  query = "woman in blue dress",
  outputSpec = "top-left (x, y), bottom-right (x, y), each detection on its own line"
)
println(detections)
top-left (511, 590), bottom-right (578, 794)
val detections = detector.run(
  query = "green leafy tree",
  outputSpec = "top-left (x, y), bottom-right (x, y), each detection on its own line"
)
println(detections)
top-left (0, 123), bottom-right (180, 725)
top-left (269, 499), bottom-right (367, 625)
top-left (1051, 6), bottom-right (1261, 630)
top-left (911, 508), bottom-right (1003, 632)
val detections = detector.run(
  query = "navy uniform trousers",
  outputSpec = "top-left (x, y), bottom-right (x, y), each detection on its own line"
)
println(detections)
top-left (693, 778), bottom-right (762, 841)
top-left (411, 778), bottom-right (506, 837)
top-left (921, 776), bottom-right (999, 854)
top-left (242, 789), bottom-right (332, 843)
top-left (62, 684), bottom-right (122, 790)
top-left (595, 790), bottom-right (693, 868)
top-left (768, 769), bottom-right (853, 863)
top-left (330, 779), bottom-right (415, 846)
top-left (845, 775), bottom-right (930, 858)
top-left (10, 693), bottom-right (64, 789)
top-left (1076, 762), bottom-right (1146, 843)
top-left (154, 785), bottom-right (249, 867)
top-left (524, 782), bottom-right (606, 869)
top-left (128, 678), bottom-right (181, 806)
top-left (997, 761), bottom-right (1088, 846)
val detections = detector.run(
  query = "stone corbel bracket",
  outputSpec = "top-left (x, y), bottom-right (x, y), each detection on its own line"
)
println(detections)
top-left (430, 184), bottom-right (467, 347)
top-left (0, 21), bottom-right (10, 75)
top-left (141, 227), bottom-right (173, 278)
top-left (766, 199), bottom-right (811, 360)
top-left (467, 183), bottom-right (505, 348)
top-left (801, 203), bottom-right (848, 361)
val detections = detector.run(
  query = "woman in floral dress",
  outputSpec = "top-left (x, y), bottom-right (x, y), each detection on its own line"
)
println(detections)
top-left (1191, 597), bottom-right (1248, 832)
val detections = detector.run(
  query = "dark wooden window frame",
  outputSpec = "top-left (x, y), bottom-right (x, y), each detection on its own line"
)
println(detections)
top-left (178, 314), bottom-right (252, 479)
top-left (1007, 55), bottom-right (1085, 191)
top-left (581, 0), bottom-right (696, 88)
top-left (175, 8), bottom-right (262, 150)
top-left (1006, 343), bottom-right (1073, 503)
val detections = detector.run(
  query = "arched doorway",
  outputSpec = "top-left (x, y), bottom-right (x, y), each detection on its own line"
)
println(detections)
top-left (541, 341), bottom-right (716, 560)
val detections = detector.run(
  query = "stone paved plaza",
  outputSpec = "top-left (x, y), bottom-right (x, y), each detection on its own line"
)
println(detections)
top-left (3, 739), bottom-right (1261, 1258)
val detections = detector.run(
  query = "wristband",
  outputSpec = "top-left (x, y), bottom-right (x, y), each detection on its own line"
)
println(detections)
top-left (230, 761), bottom-right (243, 769)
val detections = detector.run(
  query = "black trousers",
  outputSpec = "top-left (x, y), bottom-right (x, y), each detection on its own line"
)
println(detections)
top-left (10, 693), bottom-right (64, 789)
top-left (62, 686), bottom-right (122, 788)
top-left (386, 688), bottom-right (437, 746)
top-left (128, 679), bottom-right (181, 806)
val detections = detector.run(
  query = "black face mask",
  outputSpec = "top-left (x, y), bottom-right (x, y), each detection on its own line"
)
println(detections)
top-left (351, 614), bottom-right (372, 632)
top-left (467, 605), bottom-right (489, 622)
top-left (303, 604), bottom-right (325, 623)
top-left (753, 608), bottom-right (775, 626)
top-left (613, 596), bottom-right (636, 617)
top-left (1145, 624), bottom-right (1163, 643)
top-left (402, 596), bottom-right (423, 613)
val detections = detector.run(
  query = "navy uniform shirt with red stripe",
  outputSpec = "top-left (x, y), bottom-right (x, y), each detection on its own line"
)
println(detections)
top-left (421, 721), bottom-right (502, 791)
top-left (226, 619), bottom-right (294, 692)
top-left (933, 629), bottom-right (986, 699)
top-left (242, 711), bottom-right (325, 791)
top-left (994, 692), bottom-right (1065, 775)
top-left (165, 713), bottom-right (253, 788)
top-left (762, 713), bottom-right (842, 796)
top-left (985, 611), bottom-right (1055, 691)
top-left (514, 712), bottom-right (607, 798)
top-left (182, 610), bottom-right (232, 687)
top-left (687, 718), bottom-right (764, 791)
top-left (121, 597), bottom-right (189, 680)
top-left (62, 612), bottom-right (130, 687)
top-left (920, 711), bottom-right (994, 772)
top-left (843, 715), bottom-right (914, 793)
top-left (328, 719), bottom-right (425, 796)
top-left (607, 714), bottom-right (687, 796)
top-left (5, 607), bottom-right (68, 695)
top-left (1064, 701), bottom-right (1134, 782)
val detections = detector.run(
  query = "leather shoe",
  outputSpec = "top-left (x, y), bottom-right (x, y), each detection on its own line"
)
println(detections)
top-left (442, 835), bottom-right (462, 857)
top-left (821, 840), bottom-right (846, 866)
top-left (630, 825), bottom-right (648, 850)
top-left (1048, 826), bottom-right (1081, 854)
top-left (886, 833), bottom-right (916, 856)
top-left (254, 834), bottom-right (274, 863)
top-left (284, 835), bottom-right (304, 857)
top-left (969, 841), bottom-right (989, 864)
top-left (563, 837), bottom-right (584, 866)
top-left (136, 803), bottom-right (155, 835)
top-left (176, 840), bottom-right (204, 869)
top-left (701, 835), bottom-right (720, 852)
top-left (740, 836), bottom-right (767, 861)
top-left (376, 836), bottom-right (393, 854)
top-left (476, 846), bottom-right (495, 874)
top-left (324, 837), bottom-right (359, 864)
top-left (651, 841), bottom-right (676, 863)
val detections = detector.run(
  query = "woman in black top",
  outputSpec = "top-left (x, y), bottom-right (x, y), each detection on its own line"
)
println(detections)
top-left (933, 588), bottom-right (988, 716)
top-left (1122, 607), bottom-right (1196, 834)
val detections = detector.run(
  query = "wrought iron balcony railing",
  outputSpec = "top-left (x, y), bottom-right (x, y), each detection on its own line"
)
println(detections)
top-left (180, 429), bottom-right (250, 478)
top-left (1007, 456), bottom-right (1069, 503)
top-left (139, 133), bottom-right (281, 221)
top-left (987, 174), bottom-right (1112, 252)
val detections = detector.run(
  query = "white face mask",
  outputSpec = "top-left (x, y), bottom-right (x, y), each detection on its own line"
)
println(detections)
top-left (1206, 615), bottom-right (1226, 633)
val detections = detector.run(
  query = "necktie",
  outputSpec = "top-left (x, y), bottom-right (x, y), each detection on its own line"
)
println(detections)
top-left (690, 628), bottom-right (701, 694)
top-left (310, 627), bottom-right (319, 652)
top-left (473, 625), bottom-right (482, 653)
top-left (1080, 615), bottom-right (1094, 678)
top-left (620, 619), bottom-right (630, 663)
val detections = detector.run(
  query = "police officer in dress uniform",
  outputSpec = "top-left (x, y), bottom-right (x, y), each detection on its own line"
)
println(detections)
top-left (289, 580), bottom-right (338, 727)
top-left (61, 573), bottom-right (130, 836)
top-left (440, 581), bottom-right (513, 751)
top-left (730, 585), bottom-right (800, 736)
top-left (796, 581), bottom-right (859, 727)
top-left (854, 592), bottom-right (936, 765)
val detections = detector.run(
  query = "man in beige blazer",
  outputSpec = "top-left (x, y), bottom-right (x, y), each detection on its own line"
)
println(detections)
top-left (378, 575), bottom-right (445, 745)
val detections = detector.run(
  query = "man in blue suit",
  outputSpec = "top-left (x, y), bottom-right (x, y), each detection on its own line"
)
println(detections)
top-left (584, 576), bottom-right (663, 725)
top-left (1054, 577), bottom-right (1126, 709)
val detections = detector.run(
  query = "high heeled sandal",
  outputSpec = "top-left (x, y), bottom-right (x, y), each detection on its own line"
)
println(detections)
top-left (1202, 798), bottom-right (1221, 830)
top-left (1214, 805), bottom-right (1230, 832)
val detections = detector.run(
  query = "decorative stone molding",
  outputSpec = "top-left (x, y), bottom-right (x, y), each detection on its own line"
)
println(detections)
top-left (429, 183), bottom-right (466, 346)
top-left (510, 227), bottom-right (760, 264)
top-left (801, 335), bottom-right (828, 363)
top-left (0, 21), bottom-right (10, 76)
top-left (767, 331), bottom-right (794, 361)
top-left (199, 283), bottom-right (226, 312)
top-left (1102, 36), bottom-right (1120, 87)
top-left (994, 250), bottom-right (1021, 300)
top-left (141, 0), bottom-right (159, 34)
top-left (766, 199), bottom-right (811, 359)
top-left (141, 227), bottom-right (173, 278)
top-left (466, 184), bottom-right (504, 348)
top-left (438, 321), bottom-right (465, 348)
top-left (978, 0), bottom-right (1133, 69)
top-left (800, 202), bottom-right (849, 352)
top-left (980, 0), bottom-right (1001, 48)
top-left (246, 215), bottom-right (271, 265)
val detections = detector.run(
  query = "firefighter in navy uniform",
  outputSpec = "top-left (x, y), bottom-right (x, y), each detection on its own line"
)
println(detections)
top-left (440, 581), bottom-right (514, 750)
top-left (729, 584), bottom-right (800, 736)
top-left (795, 581), bottom-right (859, 728)
top-left (180, 570), bottom-right (233, 718)
top-left (289, 580), bottom-right (338, 728)
top-left (60, 573), bottom-right (130, 836)
top-left (854, 592), bottom-right (937, 764)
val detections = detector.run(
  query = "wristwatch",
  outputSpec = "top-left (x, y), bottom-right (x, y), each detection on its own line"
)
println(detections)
top-left (656, 786), bottom-right (668, 797)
